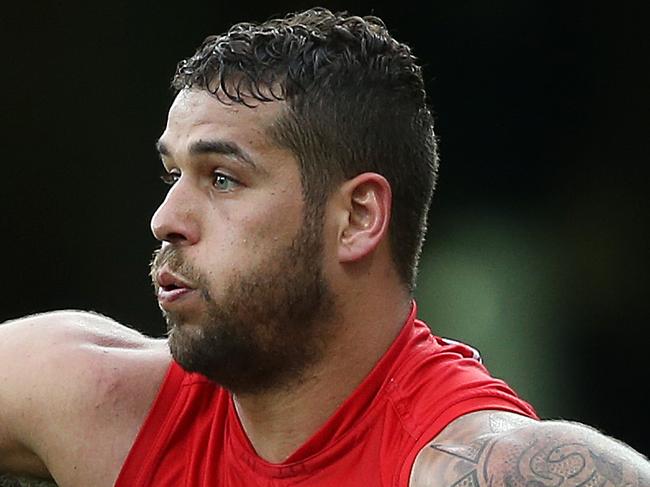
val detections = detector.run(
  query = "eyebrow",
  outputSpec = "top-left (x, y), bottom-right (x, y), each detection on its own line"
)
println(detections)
top-left (155, 139), bottom-right (259, 171)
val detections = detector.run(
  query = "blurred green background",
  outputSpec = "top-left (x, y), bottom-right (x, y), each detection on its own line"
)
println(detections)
top-left (1, 3), bottom-right (647, 483)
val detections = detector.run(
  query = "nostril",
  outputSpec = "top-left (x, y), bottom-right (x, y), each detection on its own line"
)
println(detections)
top-left (165, 232), bottom-right (188, 244)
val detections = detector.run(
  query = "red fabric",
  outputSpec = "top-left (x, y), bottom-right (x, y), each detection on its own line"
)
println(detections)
top-left (116, 304), bottom-right (537, 487)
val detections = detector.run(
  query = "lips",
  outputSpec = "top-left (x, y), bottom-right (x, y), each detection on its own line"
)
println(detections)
top-left (155, 268), bottom-right (197, 306)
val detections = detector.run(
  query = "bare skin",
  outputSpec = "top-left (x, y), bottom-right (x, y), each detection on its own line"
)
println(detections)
top-left (0, 90), bottom-right (411, 483)
top-left (1, 91), bottom-right (648, 486)
top-left (411, 411), bottom-right (650, 487)
top-left (0, 312), bottom-right (170, 486)
top-left (151, 89), bottom-right (411, 462)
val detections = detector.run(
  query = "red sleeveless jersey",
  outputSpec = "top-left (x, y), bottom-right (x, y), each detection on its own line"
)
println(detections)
top-left (116, 305), bottom-right (537, 486)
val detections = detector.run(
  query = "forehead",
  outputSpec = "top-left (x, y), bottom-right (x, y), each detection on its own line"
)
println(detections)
top-left (160, 89), bottom-right (286, 158)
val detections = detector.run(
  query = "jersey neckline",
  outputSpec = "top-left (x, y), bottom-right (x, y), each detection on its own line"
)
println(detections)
top-left (226, 302), bottom-right (419, 476)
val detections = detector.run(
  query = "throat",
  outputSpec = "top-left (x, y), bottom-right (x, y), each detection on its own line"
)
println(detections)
top-left (231, 371), bottom-right (349, 463)
top-left (230, 301), bottom-right (412, 464)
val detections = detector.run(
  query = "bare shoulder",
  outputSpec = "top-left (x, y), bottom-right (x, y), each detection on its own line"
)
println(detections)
top-left (0, 310), bottom-right (169, 400)
top-left (0, 310), bottom-right (171, 484)
top-left (410, 410), bottom-right (650, 487)
top-left (0, 309), bottom-right (155, 346)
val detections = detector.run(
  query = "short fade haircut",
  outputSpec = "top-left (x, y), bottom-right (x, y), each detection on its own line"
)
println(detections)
top-left (172, 7), bottom-right (439, 292)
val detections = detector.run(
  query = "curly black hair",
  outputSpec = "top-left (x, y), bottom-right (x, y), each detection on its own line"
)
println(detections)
top-left (173, 7), bottom-right (438, 292)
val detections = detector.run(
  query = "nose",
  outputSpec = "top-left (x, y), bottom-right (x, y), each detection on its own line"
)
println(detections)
top-left (150, 181), bottom-right (200, 246)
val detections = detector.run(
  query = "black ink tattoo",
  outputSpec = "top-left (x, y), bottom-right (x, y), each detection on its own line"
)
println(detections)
top-left (430, 437), bottom-right (490, 465)
top-left (428, 415), bottom-right (647, 487)
top-left (0, 475), bottom-right (57, 487)
top-left (450, 470), bottom-right (479, 487)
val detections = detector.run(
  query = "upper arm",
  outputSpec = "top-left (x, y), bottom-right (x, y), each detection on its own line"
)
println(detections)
top-left (0, 310), bottom-right (155, 479)
top-left (410, 411), bottom-right (650, 487)
top-left (0, 312), bottom-right (77, 477)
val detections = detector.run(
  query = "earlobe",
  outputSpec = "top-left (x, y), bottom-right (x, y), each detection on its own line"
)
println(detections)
top-left (337, 173), bottom-right (392, 263)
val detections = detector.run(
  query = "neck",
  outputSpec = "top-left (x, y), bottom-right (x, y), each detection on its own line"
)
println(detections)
top-left (233, 295), bottom-right (412, 463)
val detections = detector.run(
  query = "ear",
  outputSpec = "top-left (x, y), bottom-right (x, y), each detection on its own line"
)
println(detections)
top-left (335, 172), bottom-right (392, 263)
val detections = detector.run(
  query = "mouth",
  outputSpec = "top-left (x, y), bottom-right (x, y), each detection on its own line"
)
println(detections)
top-left (156, 268), bottom-right (197, 307)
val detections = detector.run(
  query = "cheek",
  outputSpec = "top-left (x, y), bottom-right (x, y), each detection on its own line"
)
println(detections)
top-left (196, 184), bottom-right (305, 274)
top-left (245, 192), bottom-right (304, 244)
top-left (199, 209), bottom-right (298, 277)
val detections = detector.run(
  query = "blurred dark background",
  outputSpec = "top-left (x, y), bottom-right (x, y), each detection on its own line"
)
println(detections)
top-left (1, 0), bottom-right (648, 456)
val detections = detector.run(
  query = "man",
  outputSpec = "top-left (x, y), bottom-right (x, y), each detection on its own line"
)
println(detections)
top-left (0, 7), bottom-right (648, 487)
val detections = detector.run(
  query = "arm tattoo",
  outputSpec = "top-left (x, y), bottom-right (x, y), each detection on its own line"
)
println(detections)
top-left (429, 419), bottom-right (649, 487)
top-left (0, 475), bottom-right (57, 487)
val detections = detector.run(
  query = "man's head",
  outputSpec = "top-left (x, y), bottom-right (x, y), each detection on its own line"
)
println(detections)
top-left (151, 92), bottom-right (337, 394)
top-left (150, 8), bottom-right (438, 393)
top-left (172, 7), bottom-right (439, 291)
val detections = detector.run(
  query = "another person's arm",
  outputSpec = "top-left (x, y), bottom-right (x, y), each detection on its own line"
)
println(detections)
top-left (0, 311), bottom-right (167, 487)
top-left (0, 475), bottom-right (56, 487)
top-left (0, 314), bottom-right (63, 483)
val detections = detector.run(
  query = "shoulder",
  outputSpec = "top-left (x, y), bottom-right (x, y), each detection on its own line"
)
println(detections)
top-left (0, 311), bottom-right (171, 479)
top-left (0, 310), bottom-right (169, 392)
top-left (0, 309), bottom-right (157, 362)
top-left (0, 308), bottom-right (171, 415)
top-left (1, 308), bottom-right (171, 417)
top-left (410, 410), bottom-right (650, 486)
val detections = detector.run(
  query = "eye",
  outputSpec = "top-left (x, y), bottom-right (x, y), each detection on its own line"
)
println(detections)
top-left (213, 171), bottom-right (239, 191)
top-left (160, 169), bottom-right (180, 186)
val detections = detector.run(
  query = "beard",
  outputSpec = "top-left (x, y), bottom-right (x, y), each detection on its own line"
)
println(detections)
top-left (150, 216), bottom-right (337, 395)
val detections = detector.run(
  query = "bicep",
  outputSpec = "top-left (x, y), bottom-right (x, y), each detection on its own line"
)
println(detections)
top-left (411, 412), bottom-right (650, 487)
